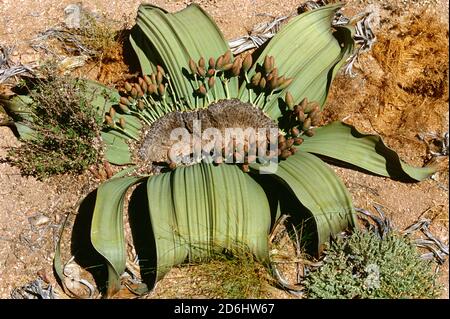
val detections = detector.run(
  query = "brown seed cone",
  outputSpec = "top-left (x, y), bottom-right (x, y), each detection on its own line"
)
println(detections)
top-left (297, 98), bottom-right (307, 111)
top-left (198, 57), bottom-right (205, 68)
top-left (297, 110), bottom-right (306, 122)
top-left (119, 117), bottom-right (126, 129)
top-left (158, 83), bottom-right (165, 96)
top-left (198, 85), bottom-right (207, 96)
top-left (263, 55), bottom-right (273, 74)
top-left (143, 75), bottom-right (152, 86)
top-left (269, 67), bottom-right (278, 80)
top-left (216, 55), bottom-right (224, 69)
top-left (308, 109), bottom-right (318, 120)
top-left (294, 137), bottom-right (304, 145)
top-left (311, 113), bottom-right (322, 126)
top-left (290, 146), bottom-right (298, 154)
top-left (209, 57), bottom-right (216, 69)
top-left (291, 127), bottom-right (300, 137)
top-left (124, 82), bottom-right (132, 92)
top-left (285, 91), bottom-right (294, 109)
top-left (222, 63), bottom-right (233, 71)
top-left (280, 149), bottom-right (292, 159)
top-left (131, 88), bottom-right (138, 99)
top-left (141, 81), bottom-right (148, 94)
top-left (302, 118), bottom-right (312, 131)
top-left (105, 114), bottom-right (115, 127)
top-left (304, 129), bottom-right (315, 137)
top-left (242, 54), bottom-right (252, 72)
top-left (109, 107), bottom-right (116, 118)
top-left (151, 73), bottom-right (157, 85)
top-left (208, 77), bottom-right (215, 89)
top-left (304, 101), bottom-right (319, 114)
top-left (251, 72), bottom-right (262, 87)
top-left (138, 100), bottom-right (145, 111)
top-left (286, 138), bottom-right (294, 148)
top-left (128, 96), bottom-right (135, 103)
top-left (197, 67), bottom-right (206, 77)
top-left (269, 56), bottom-right (275, 69)
top-left (277, 77), bottom-right (293, 90)
top-left (269, 76), bottom-right (278, 91)
top-left (189, 58), bottom-right (197, 74)
top-left (277, 76), bottom-right (286, 87)
top-left (259, 77), bottom-right (267, 90)
top-left (223, 50), bottom-right (232, 65)
top-left (157, 71), bottom-right (163, 85)
top-left (118, 103), bottom-right (130, 113)
top-left (120, 96), bottom-right (130, 106)
top-left (157, 65), bottom-right (165, 76)
top-left (231, 59), bottom-right (242, 77)
top-left (278, 141), bottom-right (287, 150)
top-left (294, 137), bottom-right (303, 145)
top-left (207, 68), bottom-right (215, 77)
top-left (136, 85), bottom-right (144, 98)
top-left (148, 83), bottom-right (156, 95)
top-left (278, 134), bottom-right (286, 143)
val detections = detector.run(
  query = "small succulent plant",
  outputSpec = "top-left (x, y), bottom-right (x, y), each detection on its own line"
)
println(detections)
top-left (303, 230), bottom-right (441, 299)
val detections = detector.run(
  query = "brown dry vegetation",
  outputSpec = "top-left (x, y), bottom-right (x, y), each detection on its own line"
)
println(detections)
top-left (326, 10), bottom-right (449, 167)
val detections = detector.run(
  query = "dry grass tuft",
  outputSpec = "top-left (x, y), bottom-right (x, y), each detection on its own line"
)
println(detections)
top-left (147, 249), bottom-right (286, 299)
top-left (325, 11), bottom-right (448, 166)
top-left (372, 13), bottom-right (448, 101)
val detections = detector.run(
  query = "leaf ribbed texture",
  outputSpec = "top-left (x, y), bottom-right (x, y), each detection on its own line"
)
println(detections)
top-left (252, 151), bottom-right (356, 253)
top-left (146, 163), bottom-right (271, 281)
top-left (300, 122), bottom-right (435, 181)
top-left (240, 4), bottom-right (355, 119)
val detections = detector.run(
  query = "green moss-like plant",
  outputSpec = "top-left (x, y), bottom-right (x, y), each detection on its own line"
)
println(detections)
top-left (303, 230), bottom-right (441, 299)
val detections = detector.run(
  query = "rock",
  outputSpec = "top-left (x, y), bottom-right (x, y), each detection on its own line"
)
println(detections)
top-left (58, 56), bottom-right (87, 73)
top-left (28, 214), bottom-right (50, 227)
top-left (64, 4), bottom-right (82, 29)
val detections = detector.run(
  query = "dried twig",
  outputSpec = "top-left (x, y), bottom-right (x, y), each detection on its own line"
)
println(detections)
top-left (356, 205), bottom-right (448, 265)
top-left (403, 218), bottom-right (449, 265)
top-left (11, 278), bottom-right (56, 299)
top-left (0, 44), bottom-right (36, 83)
top-left (229, 15), bottom-right (292, 55)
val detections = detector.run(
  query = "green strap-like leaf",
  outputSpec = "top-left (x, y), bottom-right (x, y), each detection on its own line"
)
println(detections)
top-left (240, 4), bottom-right (355, 119)
top-left (83, 79), bottom-right (120, 117)
top-left (130, 4), bottom-right (238, 108)
top-left (91, 176), bottom-right (144, 297)
top-left (251, 151), bottom-right (356, 254)
top-left (146, 163), bottom-right (271, 283)
top-left (300, 121), bottom-right (435, 181)
top-left (101, 131), bottom-right (133, 165)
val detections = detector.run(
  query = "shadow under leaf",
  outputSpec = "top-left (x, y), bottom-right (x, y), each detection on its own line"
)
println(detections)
top-left (128, 182), bottom-right (158, 290)
top-left (70, 189), bottom-right (108, 294)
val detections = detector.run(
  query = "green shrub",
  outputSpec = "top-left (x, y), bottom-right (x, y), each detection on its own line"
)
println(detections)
top-left (303, 230), bottom-right (440, 299)
top-left (6, 73), bottom-right (103, 178)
